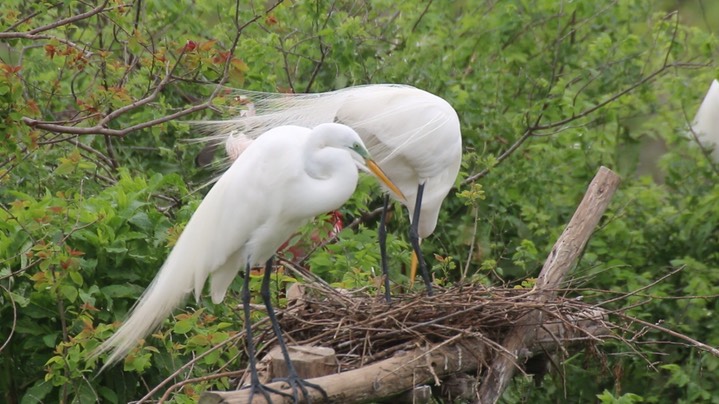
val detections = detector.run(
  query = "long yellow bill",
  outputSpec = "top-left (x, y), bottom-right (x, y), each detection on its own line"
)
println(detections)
top-left (366, 159), bottom-right (406, 201)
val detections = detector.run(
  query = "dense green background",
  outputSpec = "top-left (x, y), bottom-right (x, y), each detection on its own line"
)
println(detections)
top-left (1, 1), bottom-right (718, 402)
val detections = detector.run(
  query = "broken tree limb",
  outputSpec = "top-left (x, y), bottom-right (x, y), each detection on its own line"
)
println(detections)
top-left (199, 307), bottom-right (609, 404)
top-left (477, 166), bottom-right (621, 403)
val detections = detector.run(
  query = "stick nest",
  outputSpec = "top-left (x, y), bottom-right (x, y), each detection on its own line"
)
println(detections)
top-left (273, 283), bottom-right (605, 372)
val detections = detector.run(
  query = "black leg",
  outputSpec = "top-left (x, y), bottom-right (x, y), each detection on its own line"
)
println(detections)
top-left (241, 262), bottom-right (290, 402)
top-left (261, 257), bottom-right (328, 403)
top-left (410, 183), bottom-right (433, 296)
top-left (379, 194), bottom-right (392, 303)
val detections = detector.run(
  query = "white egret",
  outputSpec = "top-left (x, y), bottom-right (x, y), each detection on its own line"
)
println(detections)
top-left (197, 84), bottom-right (462, 300)
top-left (92, 123), bottom-right (404, 402)
top-left (691, 79), bottom-right (719, 161)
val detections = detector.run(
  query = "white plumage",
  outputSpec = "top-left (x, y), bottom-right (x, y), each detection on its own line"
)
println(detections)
top-left (92, 123), bottom-right (403, 369)
top-left (199, 84), bottom-right (461, 238)
top-left (691, 79), bottom-right (719, 161)
top-left (196, 84), bottom-right (462, 290)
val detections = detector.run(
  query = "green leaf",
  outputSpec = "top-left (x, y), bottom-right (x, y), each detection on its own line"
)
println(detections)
top-left (42, 333), bottom-right (58, 348)
top-left (20, 380), bottom-right (53, 404)
top-left (173, 318), bottom-right (194, 334)
top-left (69, 270), bottom-right (83, 286)
top-left (60, 285), bottom-right (78, 302)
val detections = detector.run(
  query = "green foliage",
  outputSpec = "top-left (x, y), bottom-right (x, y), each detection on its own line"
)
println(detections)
top-left (1, 0), bottom-right (719, 402)
top-left (597, 390), bottom-right (645, 404)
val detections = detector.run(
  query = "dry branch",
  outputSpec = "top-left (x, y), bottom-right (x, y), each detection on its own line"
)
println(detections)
top-left (478, 166), bottom-right (621, 403)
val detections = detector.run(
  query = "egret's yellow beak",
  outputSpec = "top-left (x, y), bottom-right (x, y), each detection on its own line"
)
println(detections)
top-left (366, 160), bottom-right (406, 201)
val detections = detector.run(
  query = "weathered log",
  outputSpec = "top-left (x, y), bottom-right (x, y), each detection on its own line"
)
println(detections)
top-left (477, 166), bottom-right (621, 403)
top-left (268, 345), bottom-right (337, 380)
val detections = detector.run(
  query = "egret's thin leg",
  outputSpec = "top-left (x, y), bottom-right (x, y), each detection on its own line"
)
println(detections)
top-left (261, 257), bottom-right (328, 403)
top-left (410, 183), bottom-right (433, 296)
top-left (241, 263), bottom-right (289, 402)
top-left (379, 194), bottom-right (392, 303)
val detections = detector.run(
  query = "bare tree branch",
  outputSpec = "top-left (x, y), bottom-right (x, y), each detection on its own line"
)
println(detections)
top-left (0, 1), bottom-right (110, 39)
top-left (478, 166), bottom-right (621, 403)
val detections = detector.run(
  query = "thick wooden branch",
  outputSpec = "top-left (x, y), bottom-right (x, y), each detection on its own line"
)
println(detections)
top-left (199, 308), bottom-right (609, 404)
top-left (477, 166), bottom-right (621, 403)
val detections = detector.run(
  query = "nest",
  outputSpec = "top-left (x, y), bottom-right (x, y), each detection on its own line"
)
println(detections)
top-left (273, 283), bottom-right (603, 372)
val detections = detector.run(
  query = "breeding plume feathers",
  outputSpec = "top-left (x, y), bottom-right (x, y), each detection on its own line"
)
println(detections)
top-left (193, 84), bottom-right (462, 239)
top-left (194, 84), bottom-right (455, 165)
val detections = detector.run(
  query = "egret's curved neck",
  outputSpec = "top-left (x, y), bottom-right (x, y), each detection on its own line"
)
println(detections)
top-left (298, 134), bottom-right (359, 216)
top-left (303, 134), bottom-right (339, 179)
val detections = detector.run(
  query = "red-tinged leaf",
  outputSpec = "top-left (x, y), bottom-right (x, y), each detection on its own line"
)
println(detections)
top-left (26, 99), bottom-right (40, 115)
top-left (231, 58), bottom-right (249, 72)
top-left (183, 40), bottom-right (198, 52)
top-left (109, 86), bottom-right (131, 102)
top-left (228, 59), bottom-right (247, 86)
top-left (175, 312), bottom-right (192, 321)
top-left (48, 206), bottom-right (64, 214)
top-left (66, 246), bottom-right (85, 257)
top-left (44, 45), bottom-right (56, 59)
top-left (1, 63), bottom-right (21, 74)
top-left (182, 385), bottom-right (196, 397)
top-left (60, 258), bottom-right (72, 270)
top-left (31, 271), bottom-right (46, 283)
top-left (265, 14), bottom-right (278, 25)
top-left (199, 40), bottom-right (217, 52)
top-left (154, 50), bottom-right (166, 63)
top-left (202, 314), bottom-right (217, 324)
top-left (212, 51), bottom-right (231, 64)
top-left (58, 46), bottom-right (73, 57)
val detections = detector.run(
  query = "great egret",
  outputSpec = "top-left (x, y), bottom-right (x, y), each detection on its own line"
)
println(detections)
top-left (92, 123), bottom-right (404, 402)
top-left (691, 79), bottom-right (719, 161)
top-left (198, 84), bottom-right (463, 300)
top-left (223, 131), bottom-right (346, 261)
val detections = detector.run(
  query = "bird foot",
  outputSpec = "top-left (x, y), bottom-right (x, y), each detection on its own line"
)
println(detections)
top-left (241, 379), bottom-right (293, 403)
top-left (272, 372), bottom-right (329, 403)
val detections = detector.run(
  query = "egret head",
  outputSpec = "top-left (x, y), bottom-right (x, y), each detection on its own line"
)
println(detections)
top-left (315, 123), bottom-right (406, 201)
